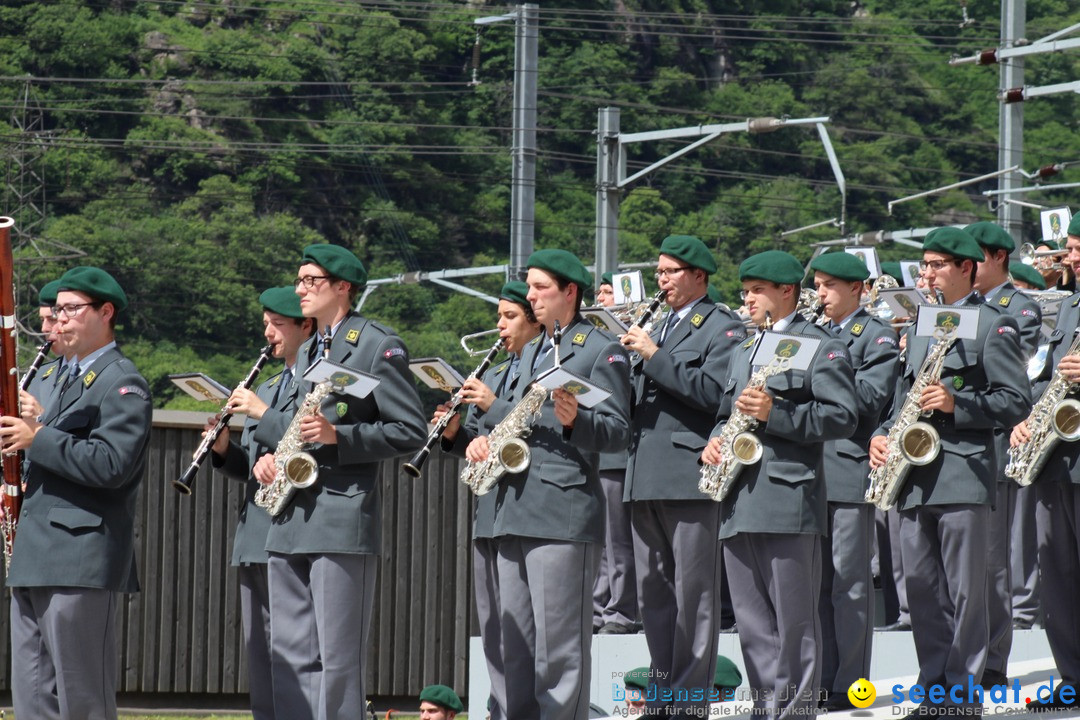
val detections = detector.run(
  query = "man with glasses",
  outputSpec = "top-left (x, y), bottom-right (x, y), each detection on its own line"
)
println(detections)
top-left (620, 235), bottom-right (746, 718)
top-left (870, 228), bottom-right (1030, 716)
top-left (250, 244), bottom-right (427, 720)
top-left (0, 266), bottom-right (153, 720)
top-left (19, 279), bottom-right (67, 423)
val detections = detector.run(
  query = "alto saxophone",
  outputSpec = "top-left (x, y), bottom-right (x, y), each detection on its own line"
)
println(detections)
top-left (699, 355), bottom-right (791, 502)
top-left (1006, 330), bottom-right (1080, 487)
top-left (865, 326), bottom-right (956, 511)
top-left (255, 380), bottom-right (333, 517)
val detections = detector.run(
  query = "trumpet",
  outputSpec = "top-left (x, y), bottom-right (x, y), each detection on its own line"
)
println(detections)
top-left (461, 328), bottom-right (502, 356)
top-left (1019, 242), bottom-right (1067, 271)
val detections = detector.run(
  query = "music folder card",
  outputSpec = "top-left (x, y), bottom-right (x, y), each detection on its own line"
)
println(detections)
top-left (749, 332), bottom-right (821, 371)
top-left (580, 307), bottom-right (628, 335)
top-left (899, 261), bottom-right (921, 288)
top-left (169, 373), bottom-right (231, 403)
top-left (845, 246), bottom-right (881, 279)
top-left (612, 270), bottom-right (645, 305)
top-left (303, 359), bottom-right (380, 399)
top-left (409, 357), bottom-right (466, 392)
top-left (879, 288), bottom-right (929, 319)
top-left (914, 305), bottom-right (979, 340)
top-left (534, 366), bottom-right (612, 409)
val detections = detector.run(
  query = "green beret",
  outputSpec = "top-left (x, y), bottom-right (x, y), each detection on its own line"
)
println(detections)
top-left (714, 655), bottom-right (743, 690)
top-left (1039, 239), bottom-right (1060, 251)
top-left (1010, 261), bottom-right (1048, 290)
top-left (922, 227), bottom-right (983, 262)
top-left (39, 279), bottom-right (61, 306)
top-left (1068, 214), bottom-right (1080, 237)
top-left (624, 667), bottom-right (651, 690)
top-left (56, 266), bottom-right (128, 312)
top-left (499, 280), bottom-right (530, 310)
top-left (600, 271), bottom-right (613, 287)
top-left (659, 234), bottom-right (717, 274)
top-left (527, 249), bottom-right (592, 291)
top-left (964, 221), bottom-right (1015, 252)
top-left (809, 251), bottom-right (870, 282)
top-left (419, 684), bottom-right (463, 713)
top-left (259, 286), bottom-right (304, 319)
top-left (880, 261), bottom-right (904, 282)
top-left (301, 244), bottom-right (368, 288)
top-left (706, 285), bottom-right (722, 304)
top-left (739, 250), bottom-right (804, 284)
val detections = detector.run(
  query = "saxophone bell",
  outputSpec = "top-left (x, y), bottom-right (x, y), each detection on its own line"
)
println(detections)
top-left (900, 421), bottom-right (941, 466)
top-left (731, 431), bottom-right (763, 466)
top-left (497, 438), bottom-right (530, 476)
top-left (285, 451), bottom-right (319, 488)
top-left (1052, 398), bottom-right (1080, 441)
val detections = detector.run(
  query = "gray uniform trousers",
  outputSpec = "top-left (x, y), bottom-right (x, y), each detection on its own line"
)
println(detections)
top-left (498, 537), bottom-right (601, 720)
top-left (1009, 483), bottom-right (1041, 625)
top-left (900, 504), bottom-right (990, 692)
top-left (819, 503), bottom-right (874, 693)
top-left (594, 467), bottom-right (637, 628)
top-left (887, 508), bottom-right (910, 625)
top-left (725, 533), bottom-right (823, 720)
top-left (474, 536), bottom-right (506, 720)
top-left (631, 499), bottom-right (722, 717)
top-left (986, 477), bottom-right (1015, 675)
top-left (268, 553), bottom-right (377, 720)
top-left (239, 564), bottom-right (275, 720)
top-left (1035, 475), bottom-right (1080, 688)
top-left (11, 588), bottom-right (117, 720)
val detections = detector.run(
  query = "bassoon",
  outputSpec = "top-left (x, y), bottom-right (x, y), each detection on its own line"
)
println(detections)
top-left (0, 217), bottom-right (22, 573)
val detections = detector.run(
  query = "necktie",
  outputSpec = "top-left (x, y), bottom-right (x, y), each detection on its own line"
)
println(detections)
top-left (53, 363), bottom-right (69, 387)
top-left (60, 361), bottom-right (79, 396)
top-left (658, 313), bottom-right (679, 347)
top-left (273, 368), bottom-right (292, 406)
top-left (831, 323), bottom-right (843, 336)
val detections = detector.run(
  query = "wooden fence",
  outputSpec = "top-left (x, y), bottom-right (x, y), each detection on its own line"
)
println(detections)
top-left (0, 410), bottom-right (476, 700)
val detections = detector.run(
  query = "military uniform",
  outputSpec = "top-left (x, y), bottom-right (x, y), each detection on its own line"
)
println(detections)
top-left (25, 356), bottom-right (65, 417)
top-left (253, 312), bottom-right (427, 720)
top-left (9, 346), bottom-right (152, 720)
top-left (819, 309), bottom-right (899, 700)
top-left (624, 296), bottom-right (745, 717)
top-left (882, 296), bottom-right (1030, 700)
top-left (214, 367), bottom-right (299, 720)
top-left (714, 314), bottom-right (857, 720)
top-left (482, 316), bottom-right (631, 720)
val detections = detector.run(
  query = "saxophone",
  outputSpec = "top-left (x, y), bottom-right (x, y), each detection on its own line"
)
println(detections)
top-left (1005, 330), bottom-right (1080, 487)
top-left (254, 380), bottom-right (333, 516)
top-left (865, 327), bottom-right (957, 511)
top-left (699, 355), bottom-right (791, 502)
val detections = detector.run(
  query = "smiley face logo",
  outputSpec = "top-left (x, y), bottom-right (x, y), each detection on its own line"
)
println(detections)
top-left (848, 678), bottom-right (876, 708)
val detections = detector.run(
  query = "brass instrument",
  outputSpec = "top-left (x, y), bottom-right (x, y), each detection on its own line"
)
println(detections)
top-left (461, 328), bottom-right (502, 356)
top-left (402, 336), bottom-right (504, 478)
top-left (1006, 330), bottom-right (1080, 486)
top-left (865, 324), bottom-right (957, 511)
top-left (1019, 242), bottom-right (1067, 272)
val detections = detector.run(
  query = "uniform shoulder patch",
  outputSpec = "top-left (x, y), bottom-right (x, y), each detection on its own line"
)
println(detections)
top-left (42, 365), bottom-right (55, 379)
top-left (998, 295), bottom-right (1011, 307)
top-left (118, 384), bottom-right (149, 400)
top-left (997, 325), bottom-right (1017, 335)
top-left (725, 327), bottom-right (748, 341)
top-left (345, 328), bottom-right (361, 345)
top-left (826, 348), bottom-right (850, 362)
top-left (1021, 308), bottom-right (1037, 318)
top-left (690, 313), bottom-right (705, 328)
top-left (83, 370), bottom-right (97, 388)
top-left (607, 353), bottom-right (628, 364)
top-left (851, 323), bottom-right (864, 336)
top-left (383, 346), bottom-right (408, 360)
top-left (572, 331), bottom-right (588, 346)
top-left (876, 335), bottom-right (898, 346)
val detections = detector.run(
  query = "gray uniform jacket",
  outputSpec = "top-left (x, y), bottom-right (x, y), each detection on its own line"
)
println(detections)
top-left (482, 317), bottom-right (632, 544)
top-left (8, 348), bottom-right (152, 592)
top-left (713, 317), bottom-right (858, 539)
top-left (26, 357), bottom-right (64, 416)
top-left (254, 313), bottom-right (427, 555)
top-left (1031, 292), bottom-right (1080, 483)
top-left (823, 310), bottom-right (900, 503)
top-left (624, 298), bottom-right (746, 501)
top-left (879, 297), bottom-right (1031, 508)
top-left (987, 286), bottom-right (1041, 478)
top-left (215, 368), bottom-right (298, 565)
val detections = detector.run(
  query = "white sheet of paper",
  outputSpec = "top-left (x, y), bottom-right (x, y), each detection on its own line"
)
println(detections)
top-left (409, 357), bottom-right (466, 391)
top-left (303, 358), bottom-right (380, 399)
top-left (914, 305), bottom-right (980, 340)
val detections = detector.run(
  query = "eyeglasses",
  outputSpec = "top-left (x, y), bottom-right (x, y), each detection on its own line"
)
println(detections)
top-left (654, 266), bottom-right (690, 280)
top-left (918, 259), bottom-right (962, 272)
top-left (50, 302), bottom-right (102, 319)
top-left (294, 274), bottom-right (331, 289)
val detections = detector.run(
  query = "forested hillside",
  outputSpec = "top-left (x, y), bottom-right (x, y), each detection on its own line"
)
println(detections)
top-left (2, 0), bottom-right (1079, 407)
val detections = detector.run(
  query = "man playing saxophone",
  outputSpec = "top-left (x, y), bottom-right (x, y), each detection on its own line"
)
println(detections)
top-left (701, 251), bottom-right (857, 720)
top-left (434, 280), bottom-right (542, 720)
top-left (250, 244), bottom-right (427, 720)
top-left (1010, 216), bottom-right (1080, 710)
top-left (869, 227), bottom-right (1030, 716)
top-left (464, 249), bottom-right (631, 720)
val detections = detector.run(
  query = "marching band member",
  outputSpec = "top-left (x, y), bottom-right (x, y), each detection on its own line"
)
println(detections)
top-left (437, 280), bottom-right (542, 720)
top-left (208, 286), bottom-right (313, 720)
top-left (809, 252), bottom-right (899, 711)
top-left (465, 249), bottom-right (631, 720)
top-left (966, 221), bottom-right (1042, 690)
top-left (702, 250), bottom-right (857, 720)
top-left (250, 244), bottom-right (427, 720)
top-left (620, 235), bottom-right (746, 717)
top-left (869, 228), bottom-right (1030, 716)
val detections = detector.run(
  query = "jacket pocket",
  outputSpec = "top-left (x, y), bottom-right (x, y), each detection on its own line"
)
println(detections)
top-left (538, 461), bottom-right (586, 489)
top-left (766, 460), bottom-right (815, 486)
top-left (671, 431), bottom-right (707, 453)
top-left (48, 505), bottom-right (103, 533)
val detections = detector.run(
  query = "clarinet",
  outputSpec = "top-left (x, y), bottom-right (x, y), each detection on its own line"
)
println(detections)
top-left (19, 341), bottom-right (54, 392)
top-left (174, 344), bottom-right (275, 495)
top-left (401, 337), bottom-right (505, 478)
top-left (633, 289), bottom-right (667, 331)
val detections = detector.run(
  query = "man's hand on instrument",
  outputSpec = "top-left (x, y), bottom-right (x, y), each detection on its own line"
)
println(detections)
top-left (203, 414), bottom-right (230, 456)
top-left (18, 390), bottom-right (43, 422)
top-left (735, 386), bottom-right (773, 422)
top-left (621, 326), bottom-right (659, 361)
top-left (0, 415), bottom-right (41, 453)
top-left (701, 436), bottom-right (725, 466)
top-left (466, 435), bottom-right (490, 464)
top-left (300, 412), bottom-right (336, 445)
top-left (868, 435), bottom-right (890, 469)
top-left (919, 381), bottom-right (955, 414)
top-left (1010, 420), bottom-right (1031, 449)
top-left (228, 387), bottom-right (268, 421)
top-left (552, 388), bottom-right (579, 429)
top-left (253, 453), bottom-right (277, 485)
top-left (459, 378), bottom-right (495, 412)
top-left (432, 403), bottom-right (461, 440)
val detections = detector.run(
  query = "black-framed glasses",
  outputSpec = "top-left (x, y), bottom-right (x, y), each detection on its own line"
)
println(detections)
top-left (50, 302), bottom-right (102, 319)
top-left (654, 266), bottom-right (690, 280)
top-left (918, 259), bottom-right (963, 272)
top-left (294, 274), bottom-right (332, 289)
